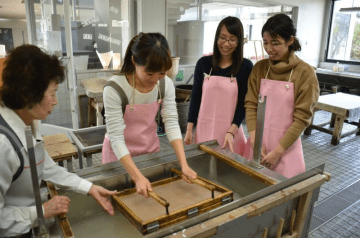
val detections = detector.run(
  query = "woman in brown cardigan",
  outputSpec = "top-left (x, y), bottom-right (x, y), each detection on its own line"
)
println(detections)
top-left (244, 14), bottom-right (319, 178)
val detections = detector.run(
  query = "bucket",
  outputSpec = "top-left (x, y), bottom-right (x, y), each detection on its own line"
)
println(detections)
top-left (175, 84), bottom-right (192, 134)
top-left (176, 84), bottom-right (192, 102)
top-left (176, 100), bottom-right (190, 134)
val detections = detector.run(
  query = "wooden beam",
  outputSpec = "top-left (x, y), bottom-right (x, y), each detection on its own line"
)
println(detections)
top-left (198, 144), bottom-right (278, 186)
top-left (46, 182), bottom-right (74, 238)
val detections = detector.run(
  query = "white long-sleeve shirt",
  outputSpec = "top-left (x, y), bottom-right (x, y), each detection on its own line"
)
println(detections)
top-left (103, 75), bottom-right (182, 159)
top-left (0, 106), bottom-right (92, 237)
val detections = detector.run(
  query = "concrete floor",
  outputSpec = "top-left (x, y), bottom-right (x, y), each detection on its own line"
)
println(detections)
top-left (63, 110), bottom-right (360, 237)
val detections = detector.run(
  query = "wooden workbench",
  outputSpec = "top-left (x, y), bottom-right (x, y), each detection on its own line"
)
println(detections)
top-left (43, 133), bottom-right (78, 171)
top-left (304, 92), bottom-right (360, 145)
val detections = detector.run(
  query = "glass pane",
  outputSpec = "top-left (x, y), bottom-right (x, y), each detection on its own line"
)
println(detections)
top-left (327, 0), bottom-right (360, 62)
top-left (29, 0), bottom-right (132, 128)
top-left (167, 1), bottom-right (292, 83)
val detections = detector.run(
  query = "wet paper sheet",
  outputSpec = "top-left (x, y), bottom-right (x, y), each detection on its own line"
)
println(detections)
top-left (118, 179), bottom-right (221, 221)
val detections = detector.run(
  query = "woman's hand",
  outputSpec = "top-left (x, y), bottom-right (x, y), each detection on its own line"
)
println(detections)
top-left (222, 132), bottom-right (234, 152)
top-left (43, 195), bottom-right (70, 219)
top-left (184, 130), bottom-right (193, 145)
top-left (181, 165), bottom-right (197, 183)
top-left (135, 176), bottom-right (153, 198)
top-left (88, 185), bottom-right (117, 215)
top-left (260, 145), bottom-right (285, 169)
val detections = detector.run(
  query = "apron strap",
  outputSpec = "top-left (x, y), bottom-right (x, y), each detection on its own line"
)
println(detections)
top-left (103, 81), bottom-right (129, 115)
top-left (288, 68), bottom-right (294, 82)
top-left (0, 114), bottom-right (25, 183)
top-left (265, 67), bottom-right (271, 79)
top-left (158, 78), bottom-right (166, 101)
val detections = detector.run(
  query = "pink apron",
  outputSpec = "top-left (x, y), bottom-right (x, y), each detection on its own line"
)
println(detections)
top-left (243, 67), bottom-right (305, 178)
top-left (194, 69), bottom-right (246, 155)
top-left (102, 78), bottom-right (161, 164)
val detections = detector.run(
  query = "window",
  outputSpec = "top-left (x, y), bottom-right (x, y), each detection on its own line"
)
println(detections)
top-left (326, 0), bottom-right (360, 63)
top-left (167, 1), bottom-right (293, 66)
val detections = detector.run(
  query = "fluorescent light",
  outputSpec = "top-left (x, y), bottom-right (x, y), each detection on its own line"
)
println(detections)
top-left (339, 7), bottom-right (360, 12)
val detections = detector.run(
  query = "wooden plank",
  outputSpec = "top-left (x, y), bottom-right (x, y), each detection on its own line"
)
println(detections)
top-left (198, 144), bottom-right (278, 186)
top-left (43, 134), bottom-right (78, 160)
top-left (43, 133), bottom-right (69, 146)
top-left (165, 173), bottom-right (330, 238)
top-left (44, 143), bottom-right (78, 160)
top-left (309, 125), bottom-right (333, 135)
top-left (315, 102), bottom-right (348, 117)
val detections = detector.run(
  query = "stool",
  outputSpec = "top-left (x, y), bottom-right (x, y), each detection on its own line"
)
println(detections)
top-left (43, 133), bottom-right (78, 171)
top-left (304, 93), bottom-right (360, 145)
top-left (80, 77), bottom-right (108, 126)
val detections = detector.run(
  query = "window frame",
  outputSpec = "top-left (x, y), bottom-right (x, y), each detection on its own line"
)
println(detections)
top-left (325, 0), bottom-right (360, 65)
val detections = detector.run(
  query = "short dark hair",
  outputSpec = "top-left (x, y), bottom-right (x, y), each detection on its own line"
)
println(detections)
top-left (262, 14), bottom-right (301, 52)
top-left (0, 44), bottom-right (65, 109)
top-left (212, 16), bottom-right (244, 76)
top-left (119, 32), bottom-right (172, 75)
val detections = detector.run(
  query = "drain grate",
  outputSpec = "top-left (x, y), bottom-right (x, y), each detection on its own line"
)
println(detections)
top-left (308, 215), bottom-right (326, 232)
top-left (313, 195), bottom-right (352, 221)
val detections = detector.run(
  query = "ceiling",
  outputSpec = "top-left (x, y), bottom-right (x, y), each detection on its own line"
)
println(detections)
top-left (0, 0), bottom-right (277, 20)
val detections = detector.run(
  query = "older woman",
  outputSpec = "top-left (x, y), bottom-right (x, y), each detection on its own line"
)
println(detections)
top-left (0, 44), bottom-right (116, 238)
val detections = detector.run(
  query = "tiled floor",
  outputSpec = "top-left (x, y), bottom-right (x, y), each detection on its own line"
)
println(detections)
top-left (62, 110), bottom-right (360, 237)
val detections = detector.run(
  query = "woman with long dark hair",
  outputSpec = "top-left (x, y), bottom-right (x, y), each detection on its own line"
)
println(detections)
top-left (102, 33), bottom-right (197, 197)
top-left (184, 16), bottom-right (253, 154)
top-left (244, 14), bottom-right (319, 178)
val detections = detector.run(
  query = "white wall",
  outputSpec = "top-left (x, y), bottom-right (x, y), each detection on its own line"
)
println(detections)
top-left (141, 0), bottom-right (166, 35)
top-left (0, 19), bottom-right (28, 48)
top-left (256, 0), bottom-right (327, 66)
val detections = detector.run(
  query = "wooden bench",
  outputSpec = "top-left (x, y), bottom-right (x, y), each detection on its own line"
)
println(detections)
top-left (304, 92), bottom-right (360, 145)
top-left (43, 133), bottom-right (78, 171)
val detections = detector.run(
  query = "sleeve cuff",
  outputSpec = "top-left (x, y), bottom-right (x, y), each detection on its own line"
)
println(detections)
top-left (166, 128), bottom-right (182, 142)
top-left (76, 179), bottom-right (93, 195)
top-left (29, 206), bottom-right (38, 228)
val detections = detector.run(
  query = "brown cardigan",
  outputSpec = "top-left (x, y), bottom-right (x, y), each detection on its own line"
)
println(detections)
top-left (245, 52), bottom-right (320, 149)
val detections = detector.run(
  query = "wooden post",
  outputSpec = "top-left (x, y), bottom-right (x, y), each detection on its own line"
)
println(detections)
top-left (262, 228), bottom-right (268, 238)
top-left (276, 218), bottom-right (284, 238)
top-left (332, 115), bottom-right (345, 145)
top-left (294, 191), bottom-right (313, 237)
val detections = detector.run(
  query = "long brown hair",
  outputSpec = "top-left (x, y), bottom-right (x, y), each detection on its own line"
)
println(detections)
top-left (212, 16), bottom-right (244, 76)
top-left (119, 32), bottom-right (172, 75)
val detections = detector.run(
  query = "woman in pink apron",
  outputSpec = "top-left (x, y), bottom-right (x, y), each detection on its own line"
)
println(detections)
top-left (244, 14), bottom-right (319, 178)
top-left (184, 16), bottom-right (253, 155)
top-left (102, 33), bottom-right (197, 197)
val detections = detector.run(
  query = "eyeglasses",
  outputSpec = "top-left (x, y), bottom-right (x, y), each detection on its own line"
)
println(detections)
top-left (217, 36), bottom-right (239, 46)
